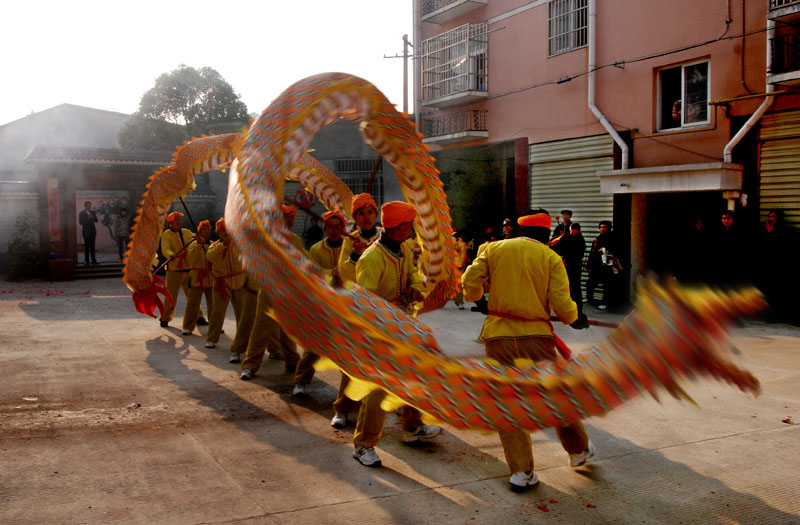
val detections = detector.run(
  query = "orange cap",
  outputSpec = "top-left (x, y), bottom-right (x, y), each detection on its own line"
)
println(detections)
top-left (215, 217), bottom-right (226, 231)
top-left (322, 209), bottom-right (346, 227)
top-left (197, 220), bottom-right (210, 232)
top-left (167, 211), bottom-right (183, 223)
top-left (351, 193), bottom-right (378, 214)
top-left (281, 204), bottom-right (297, 217)
top-left (381, 201), bottom-right (416, 229)
top-left (517, 213), bottom-right (551, 228)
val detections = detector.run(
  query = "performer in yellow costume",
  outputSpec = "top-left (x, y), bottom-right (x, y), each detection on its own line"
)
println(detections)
top-left (451, 232), bottom-right (468, 309)
top-left (462, 209), bottom-right (593, 492)
top-left (351, 201), bottom-right (443, 468)
top-left (159, 211), bottom-right (198, 327)
top-left (292, 209), bottom-right (347, 395)
top-left (237, 206), bottom-right (307, 378)
top-left (330, 193), bottom-right (383, 428)
top-left (205, 218), bottom-right (252, 349)
top-left (181, 220), bottom-right (213, 335)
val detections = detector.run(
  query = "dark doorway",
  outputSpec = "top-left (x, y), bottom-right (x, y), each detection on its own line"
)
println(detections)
top-left (645, 191), bottom-right (721, 279)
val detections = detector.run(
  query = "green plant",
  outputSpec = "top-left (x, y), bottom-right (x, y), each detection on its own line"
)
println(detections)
top-left (2, 214), bottom-right (45, 280)
top-left (96, 196), bottom-right (130, 242)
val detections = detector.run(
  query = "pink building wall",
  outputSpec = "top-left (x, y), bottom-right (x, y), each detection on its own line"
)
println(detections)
top-left (419, 0), bottom-right (778, 168)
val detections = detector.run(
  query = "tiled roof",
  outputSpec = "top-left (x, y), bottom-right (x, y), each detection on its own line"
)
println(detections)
top-left (25, 146), bottom-right (174, 166)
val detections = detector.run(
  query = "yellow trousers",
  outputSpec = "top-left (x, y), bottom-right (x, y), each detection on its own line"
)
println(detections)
top-left (333, 374), bottom-right (361, 413)
top-left (294, 351), bottom-right (319, 386)
top-left (206, 288), bottom-right (247, 344)
top-left (162, 270), bottom-right (191, 322)
top-left (241, 291), bottom-right (300, 372)
top-left (485, 336), bottom-right (589, 474)
top-left (294, 355), bottom-right (360, 412)
top-left (353, 390), bottom-right (423, 448)
top-left (182, 286), bottom-right (212, 331)
top-left (229, 288), bottom-right (259, 355)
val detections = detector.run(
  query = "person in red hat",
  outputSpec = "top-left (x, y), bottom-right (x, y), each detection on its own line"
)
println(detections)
top-left (462, 209), bottom-right (592, 493)
top-left (337, 193), bottom-right (381, 283)
top-left (350, 200), bottom-right (442, 468)
top-left (327, 193), bottom-right (384, 429)
top-left (205, 218), bottom-right (255, 351)
top-left (159, 211), bottom-right (202, 328)
top-left (237, 205), bottom-right (306, 372)
top-left (181, 220), bottom-right (213, 335)
top-left (292, 209), bottom-right (347, 395)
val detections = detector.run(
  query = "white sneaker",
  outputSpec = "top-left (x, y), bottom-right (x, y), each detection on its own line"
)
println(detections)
top-left (228, 353), bottom-right (241, 363)
top-left (353, 446), bottom-right (382, 467)
top-left (402, 424), bottom-right (443, 443)
top-left (239, 369), bottom-right (255, 381)
top-left (509, 471), bottom-right (539, 492)
top-left (205, 342), bottom-right (215, 348)
top-left (181, 329), bottom-right (191, 335)
top-left (292, 384), bottom-right (306, 396)
top-left (330, 412), bottom-right (347, 428)
top-left (569, 441), bottom-right (596, 468)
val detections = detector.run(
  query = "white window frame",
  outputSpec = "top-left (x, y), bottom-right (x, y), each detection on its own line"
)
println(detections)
top-left (657, 59), bottom-right (711, 132)
top-left (548, 0), bottom-right (588, 57)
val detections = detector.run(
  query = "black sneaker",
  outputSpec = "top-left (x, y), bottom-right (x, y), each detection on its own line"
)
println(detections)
top-left (160, 320), bottom-right (169, 328)
top-left (196, 317), bottom-right (208, 326)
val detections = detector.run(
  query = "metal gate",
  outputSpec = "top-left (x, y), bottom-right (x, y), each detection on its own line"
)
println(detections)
top-left (529, 134), bottom-right (615, 298)
top-left (759, 109), bottom-right (800, 228)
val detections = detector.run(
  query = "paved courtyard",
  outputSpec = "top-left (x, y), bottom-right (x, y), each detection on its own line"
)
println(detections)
top-left (0, 277), bottom-right (798, 524)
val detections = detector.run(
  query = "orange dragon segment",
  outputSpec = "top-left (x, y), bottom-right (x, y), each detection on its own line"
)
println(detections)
top-left (127, 72), bottom-right (762, 433)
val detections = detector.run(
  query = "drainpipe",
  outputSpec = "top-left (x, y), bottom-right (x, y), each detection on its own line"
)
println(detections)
top-left (588, 0), bottom-right (629, 169)
top-left (413, 0), bottom-right (422, 126)
top-left (723, 19), bottom-right (775, 164)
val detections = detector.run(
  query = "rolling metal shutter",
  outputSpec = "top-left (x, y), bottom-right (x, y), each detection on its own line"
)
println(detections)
top-left (759, 109), bottom-right (800, 229)
top-left (529, 134), bottom-right (615, 298)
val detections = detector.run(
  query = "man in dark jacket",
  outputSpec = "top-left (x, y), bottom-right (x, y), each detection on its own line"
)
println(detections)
top-left (756, 210), bottom-right (798, 324)
top-left (586, 220), bottom-right (618, 310)
top-left (551, 209), bottom-right (573, 242)
top-left (559, 223), bottom-right (586, 315)
top-left (78, 201), bottom-right (99, 265)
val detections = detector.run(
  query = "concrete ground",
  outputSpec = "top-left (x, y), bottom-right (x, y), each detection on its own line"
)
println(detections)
top-left (0, 277), bottom-right (798, 524)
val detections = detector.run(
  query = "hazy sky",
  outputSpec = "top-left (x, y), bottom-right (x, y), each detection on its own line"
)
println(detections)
top-left (1, 1), bottom-right (413, 126)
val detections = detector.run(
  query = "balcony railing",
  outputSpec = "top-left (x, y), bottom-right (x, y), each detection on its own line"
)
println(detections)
top-left (422, 0), bottom-right (488, 24)
top-left (421, 110), bottom-right (488, 144)
top-left (422, 23), bottom-right (489, 108)
top-left (771, 33), bottom-right (800, 74)
top-left (769, 0), bottom-right (800, 9)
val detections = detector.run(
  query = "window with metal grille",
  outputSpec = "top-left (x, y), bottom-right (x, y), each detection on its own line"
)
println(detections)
top-left (548, 0), bottom-right (588, 56)
top-left (334, 158), bottom-right (384, 205)
top-left (658, 60), bottom-right (710, 131)
top-left (421, 23), bottom-right (488, 103)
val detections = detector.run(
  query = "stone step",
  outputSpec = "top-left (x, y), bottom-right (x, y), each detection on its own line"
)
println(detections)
top-left (73, 262), bottom-right (124, 280)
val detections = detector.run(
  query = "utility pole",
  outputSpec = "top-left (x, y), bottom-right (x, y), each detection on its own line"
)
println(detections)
top-left (384, 34), bottom-right (413, 114)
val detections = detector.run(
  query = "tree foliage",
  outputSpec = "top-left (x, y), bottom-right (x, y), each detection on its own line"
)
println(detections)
top-left (1, 214), bottom-right (45, 280)
top-left (118, 116), bottom-right (188, 150)
top-left (119, 64), bottom-right (249, 150)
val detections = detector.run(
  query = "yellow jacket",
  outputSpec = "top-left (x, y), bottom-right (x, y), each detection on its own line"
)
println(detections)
top-left (160, 228), bottom-right (193, 272)
top-left (207, 240), bottom-right (247, 291)
top-left (186, 241), bottom-right (212, 288)
top-left (454, 238), bottom-right (467, 270)
top-left (290, 232), bottom-right (311, 260)
top-left (356, 239), bottom-right (424, 305)
top-left (476, 240), bottom-right (492, 259)
top-left (338, 227), bottom-right (382, 284)
top-left (309, 239), bottom-right (342, 270)
top-left (462, 237), bottom-right (577, 341)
